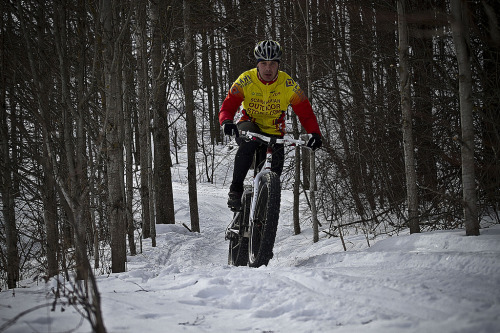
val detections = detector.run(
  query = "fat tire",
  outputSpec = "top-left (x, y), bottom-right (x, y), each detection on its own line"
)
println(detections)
top-left (248, 172), bottom-right (281, 267)
top-left (228, 193), bottom-right (251, 266)
top-left (228, 231), bottom-right (248, 266)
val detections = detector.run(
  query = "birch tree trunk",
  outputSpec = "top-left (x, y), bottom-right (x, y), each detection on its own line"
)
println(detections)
top-left (450, 0), bottom-right (480, 236)
top-left (398, 0), bottom-right (420, 234)
top-left (304, 0), bottom-right (319, 243)
top-left (290, 1), bottom-right (301, 236)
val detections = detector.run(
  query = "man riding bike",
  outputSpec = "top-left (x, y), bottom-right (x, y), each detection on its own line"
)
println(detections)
top-left (219, 40), bottom-right (322, 210)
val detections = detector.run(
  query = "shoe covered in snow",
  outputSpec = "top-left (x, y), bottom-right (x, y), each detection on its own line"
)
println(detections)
top-left (227, 191), bottom-right (243, 211)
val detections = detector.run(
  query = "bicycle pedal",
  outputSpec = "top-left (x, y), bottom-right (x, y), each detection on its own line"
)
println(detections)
top-left (229, 206), bottom-right (242, 212)
top-left (225, 228), bottom-right (238, 240)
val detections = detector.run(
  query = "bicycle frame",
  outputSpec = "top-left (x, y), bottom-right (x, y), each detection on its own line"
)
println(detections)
top-left (240, 131), bottom-right (305, 229)
top-left (249, 147), bottom-right (271, 225)
top-left (226, 130), bottom-right (307, 267)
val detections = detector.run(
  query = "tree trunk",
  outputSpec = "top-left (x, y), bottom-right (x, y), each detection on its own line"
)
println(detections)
top-left (39, 92), bottom-right (59, 277)
top-left (398, 0), bottom-right (420, 234)
top-left (289, 3), bottom-right (301, 236)
top-left (304, 0), bottom-right (319, 243)
top-left (412, 0), bottom-right (438, 204)
top-left (136, 0), bottom-right (151, 239)
top-left (18, 3), bottom-right (58, 281)
top-left (152, 0), bottom-right (176, 230)
top-left (292, 115), bottom-right (302, 236)
top-left (101, 0), bottom-right (127, 272)
top-left (42, 156), bottom-right (59, 278)
top-left (123, 23), bottom-right (137, 255)
top-left (202, 29), bottom-right (216, 145)
top-left (209, 32), bottom-right (221, 144)
top-left (450, 0), bottom-right (479, 236)
top-left (1, 96), bottom-right (19, 289)
top-left (345, 2), bottom-right (369, 218)
top-left (54, 1), bottom-right (89, 280)
top-left (183, 0), bottom-right (200, 232)
top-left (76, 0), bottom-right (92, 273)
top-left (478, 1), bottom-right (500, 210)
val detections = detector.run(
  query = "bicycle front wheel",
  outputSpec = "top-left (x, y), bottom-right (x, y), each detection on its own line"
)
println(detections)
top-left (248, 172), bottom-right (281, 267)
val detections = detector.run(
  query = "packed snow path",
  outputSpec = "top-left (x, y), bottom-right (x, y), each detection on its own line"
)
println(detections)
top-left (1, 182), bottom-right (499, 332)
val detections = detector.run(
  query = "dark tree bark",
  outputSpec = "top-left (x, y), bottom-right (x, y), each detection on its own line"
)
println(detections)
top-left (101, 0), bottom-right (127, 272)
top-left (152, 0), bottom-right (176, 230)
top-left (136, 0), bottom-right (152, 239)
top-left (123, 20), bottom-right (137, 255)
top-left (1, 80), bottom-right (19, 289)
top-left (183, 0), bottom-right (200, 232)
top-left (450, 0), bottom-right (479, 236)
top-left (398, 0), bottom-right (420, 234)
top-left (477, 1), bottom-right (500, 208)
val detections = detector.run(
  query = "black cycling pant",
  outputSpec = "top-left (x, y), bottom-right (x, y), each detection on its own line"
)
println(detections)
top-left (229, 121), bottom-right (284, 193)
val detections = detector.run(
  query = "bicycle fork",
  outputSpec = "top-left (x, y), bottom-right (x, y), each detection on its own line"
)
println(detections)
top-left (249, 146), bottom-right (274, 225)
top-left (226, 146), bottom-right (274, 240)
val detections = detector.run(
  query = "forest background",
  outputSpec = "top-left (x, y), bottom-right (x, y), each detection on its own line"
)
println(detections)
top-left (1, 0), bottom-right (499, 314)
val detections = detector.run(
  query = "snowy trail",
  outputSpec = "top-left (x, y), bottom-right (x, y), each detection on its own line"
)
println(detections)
top-left (100, 179), bottom-right (500, 333)
top-left (1, 179), bottom-right (499, 332)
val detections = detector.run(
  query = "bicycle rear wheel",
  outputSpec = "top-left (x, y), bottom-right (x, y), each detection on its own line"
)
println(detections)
top-left (248, 172), bottom-right (281, 267)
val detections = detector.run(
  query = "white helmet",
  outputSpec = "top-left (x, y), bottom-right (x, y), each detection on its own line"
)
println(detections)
top-left (254, 40), bottom-right (282, 62)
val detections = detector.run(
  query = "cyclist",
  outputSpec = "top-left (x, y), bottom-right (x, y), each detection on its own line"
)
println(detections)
top-left (219, 40), bottom-right (322, 210)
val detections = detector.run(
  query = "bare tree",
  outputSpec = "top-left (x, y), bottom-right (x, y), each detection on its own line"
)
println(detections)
top-left (101, 0), bottom-right (127, 272)
top-left (1, 73), bottom-right (19, 289)
top-left (476, 1), bottom-right (500, 213)
top-left (411, 0), bottom-right (439, 204)
top-left (123, 20), bottom-right (137, 255)
top-left (398, 0), bottom-right (420, 234)
top-left (201, 26), bottom-right (217, 145)
top-left (53, 0), bottom-right (93, 280)
top-left (151, 0), bottom-right (176, 231)
top-left (17, 1), bottom-right (59, 285)
top-left (288, 2), bottom-right (302, 236)
top-left (303, 0), bottom-right (320, 243)
top-left (450, 0), bottom-right (479, 236)
top-left (183, 0), bottom-right (200, 232)
top-left (135, 0), bottom-right (152, 240)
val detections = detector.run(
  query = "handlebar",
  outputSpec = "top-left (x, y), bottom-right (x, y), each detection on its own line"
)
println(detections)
top-left (240, 130), bottom-right (307, 147)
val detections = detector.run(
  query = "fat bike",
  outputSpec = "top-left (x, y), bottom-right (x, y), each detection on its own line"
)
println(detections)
top-left (225, 131), bottom-right (306, 267)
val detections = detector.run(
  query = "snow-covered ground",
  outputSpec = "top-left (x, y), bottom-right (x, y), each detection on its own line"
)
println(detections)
top-left (1, 146), bottom-right (499, 333)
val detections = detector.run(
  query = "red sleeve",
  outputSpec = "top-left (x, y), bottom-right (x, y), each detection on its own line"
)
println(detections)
top-left (219, 84), bottom-right (244, 125)
top-left (292, 99), bottom-right (321, 135)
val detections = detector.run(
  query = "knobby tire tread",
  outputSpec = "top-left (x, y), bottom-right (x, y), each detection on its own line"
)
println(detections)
top-left (228, 193), bottom-right (251, 266)
top-left (248, 172), bottom-right (281, 267)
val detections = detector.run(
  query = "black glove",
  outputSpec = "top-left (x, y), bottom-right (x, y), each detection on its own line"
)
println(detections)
top-left (222, 121), bottom-right (239, 137)
top-left (307, 133), bottom-right (322, 151)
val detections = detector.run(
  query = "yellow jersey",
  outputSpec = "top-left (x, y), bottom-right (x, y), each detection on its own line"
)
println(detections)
top-left (219, 68), bottom-right (320, 136)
